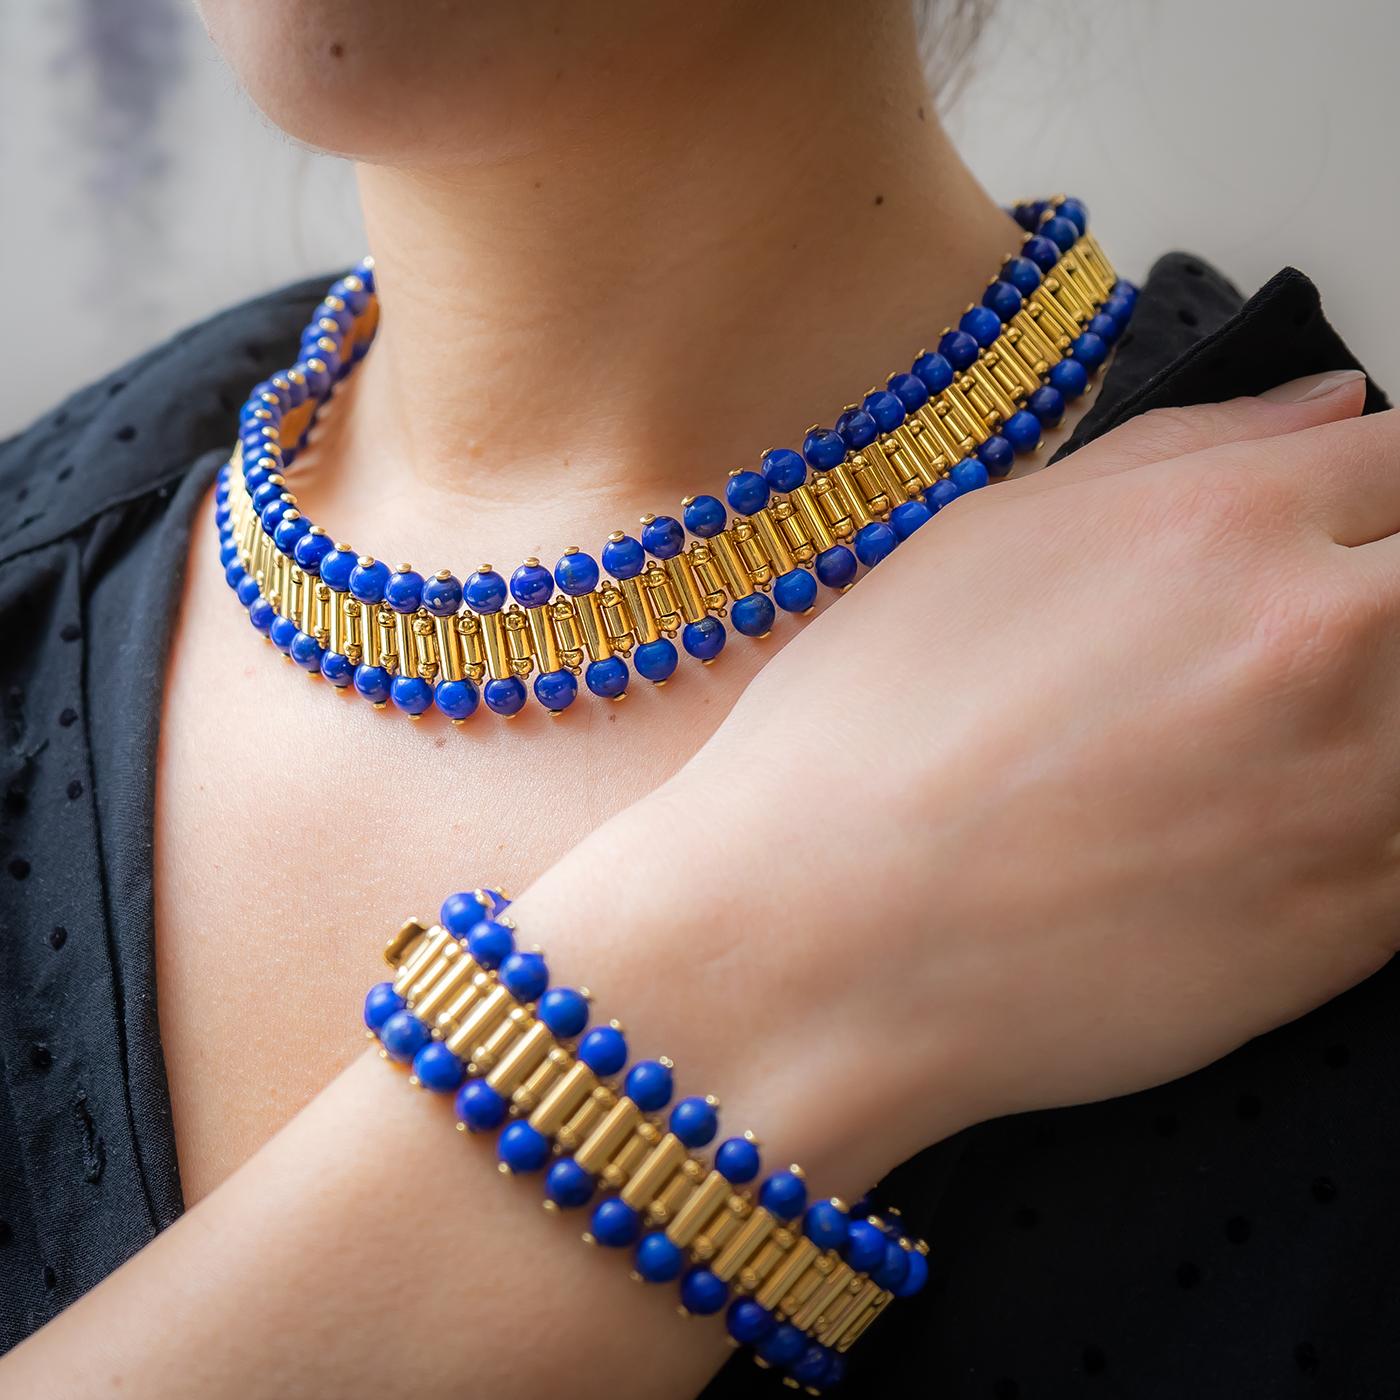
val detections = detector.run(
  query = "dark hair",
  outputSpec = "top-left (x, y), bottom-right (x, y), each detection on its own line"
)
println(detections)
top-left (915, 0), bottom-right (997, 108)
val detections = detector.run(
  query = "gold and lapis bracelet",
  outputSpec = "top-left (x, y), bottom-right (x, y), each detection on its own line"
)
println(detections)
top-left (217, 195), bottom-right (1134, 720)
top-left (366, 888), bottom-right (929, 1393)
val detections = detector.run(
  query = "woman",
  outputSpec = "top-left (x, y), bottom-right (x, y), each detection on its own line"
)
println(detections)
top-left (1, 1), bottom-right (1395, 1394)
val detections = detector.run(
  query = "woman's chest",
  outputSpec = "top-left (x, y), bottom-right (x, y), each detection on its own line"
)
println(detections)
top-left (153, 503), bottom-right (760, 1201)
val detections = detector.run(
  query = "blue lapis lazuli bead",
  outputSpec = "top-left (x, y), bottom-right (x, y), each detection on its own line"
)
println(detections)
top-left (353, 664), bottom-right (391, 706)
top-left (937, 329), bottom-right (979, 371)
top-left (1112, 277), bottom-right (1139, 304)
top-left (554, 549), bottom-right (601, 595)
top-left (248, 598), bottom-right (275, 635)
top-left (468, 919), bottom-right (514, 970)
top-left (1102, 292), bottom-right (1135, 328)
top-left (862, 389), bottom-right (906, 433)
top-left (624, 1059), bottom-right (674, 1112)
top-left (269, 615), bottom-right (298, 653)
top-left (252, 478), bottom-right (284, 512)
top-left (1003, 408), bottom-right (1042, 455)
top-left (259, 499), bottom-right (289, 534)
top-left (976, 433), bottom-right (1015, 478)
top-left (873, 1239), bottom-right (910, 1291)
top-left (715, 1136), bottom-right (761, 1185)
top-left (585, 656), bottom-right (629, 699)
top-left (803, 1199), bottom-right (850, 1251)
top-left (293, 530), bottom-right (334, 575)
top-left (1028, 384), bottom-right (1066, 427)
top-left (925, 478), bottom-right (960, 513)
top-left (465, 568), bottom-right (507, 613)
top-left (681, 617), bottom-right (726, 661)
top-left (893, 1247), bottom-right (929, 1297)
top-left (545, 1157), bottom-right (595, 1209)
top-left (379, 1009), bottom-right (430, 1064)
top-left (602, 534), bottom-right (645, 579)
top-left (802, 427), bottom-right (846, 471)
top-left (1022, 234), bottom-right (1061, 272)
top-left (1088, 311), bottom-right (1120, 343)
top-left (680, 1268), bottom-right (728, 1316)
top-left (843, 1218), bottom-right (887, 1273)
top-left (500, 950), bottom-right (549, 1002)
top-left (289, 631), bottom-right (324, 672)
top-left (886, 371), bottom-right (929, 412)
top-left (498, 1121), bottom-right (551, 1174)
top-left (534, 668), bottom-right (578, 712)
top-left (1070, 331), bottom-right (1109, 370)
top-left (683, 495), bottom-right (727, 538)
top-left (363, 981), bottom-right (404, 1034)
top-left (641, 515), bottom-right (685, 559)
top-left (834, 407), bottom-right (878, 451)
top-left (412, 1041), bottom-right (465, 1093)
top-left (890, 498), bottom-right (931, 540)
top-left (759, 1169), bottom-right (807, 1220)
top-left (853, 520), bottom-right (897, 568)
top-left (441, 890), bottom-right (491, 935)
top-left (385, 569), bottom-right (424, 614)
top-left (420, 571), bottom-right (462, 615)
top-left (510, 561), bottom-right (553, 608)
top-left (731, 593), bottom-right (775, 638)
top-left (725, 470), bottom-right (770, 517)
top-left (726, 1298), bottom-right (775, 1346)
top-left (633, 638), bottom-right (678, 684)
top-left (274, 513), bottom-right (309, 556)
top-left (982, 279), bottom-right (1023, 322)
top-left (578, 1024), bottom-right (628, 1077)
top-left (773, 567), bottom-right (817, 614)
top-left (483, 676), bottom-right (527, 716)
top-left (791, 1345), bottom-right (834, 1390)
top-left (761, 447), bottom-right (806, 494)
top-left (814, 544), bottom-right (858, 589)
top-left (1057, 196), bottom-right (1089, 234)
top-left (320, 650), bottom-right (353, 686)
top-left (950, 457), bottom-right (990, 493)
top-left (537, 987), bottom-right (590, 1039)
top-left (455, 1079), bottom-right (507, 1133)
top-left (1001, 256), bottom-right (1042, 296)
top-left (235, 574), bottom-right (261, 609)
top-left (590, 1198), bottom-right (641, 1247)
top-left (390, 676), bottom-right (432, 716)
top-left (959, 304), bottom-right (1003, 348)
top-left (757, 1323), bottom-right (806, 1369)
top-left (319, 548), bottom-right (356, 592)
top-left (1040, 214), bottom-right (1080, 252)
top-left (221, 557), bottom-right (242, 588)
top-left (635, 1231), bottom-right (684, 1283)
top-left (1049, 357), bottom-right (1090, 400)
top-left (911, 350), bottom-right (954, 394)
top-left (434, 677), bottom-right (479, 721)
top-left (669, 1096), bottom-right (718, 1148)
top-left (348, 558), bottom-right (390, 604)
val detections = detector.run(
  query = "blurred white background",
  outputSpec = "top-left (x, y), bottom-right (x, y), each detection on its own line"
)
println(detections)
top-left (2, 0), bottom-right (1396, 436)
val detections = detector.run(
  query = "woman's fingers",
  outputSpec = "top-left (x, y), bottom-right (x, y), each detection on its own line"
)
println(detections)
top-left (1277, 407), bottom-right (1400, 547)
top-left (1029, 369), bottom-right (1369, 493)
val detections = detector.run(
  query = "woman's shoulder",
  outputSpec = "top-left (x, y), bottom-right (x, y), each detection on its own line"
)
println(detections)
top-left (0, 274), bottom-right (328, 564)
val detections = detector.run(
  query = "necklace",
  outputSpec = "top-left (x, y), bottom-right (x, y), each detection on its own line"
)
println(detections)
top-left (217, 195), bottom-right (1134, 719)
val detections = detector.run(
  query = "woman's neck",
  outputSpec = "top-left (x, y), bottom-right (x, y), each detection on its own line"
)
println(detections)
top-left (305, 3), bottom-right (1020, 566)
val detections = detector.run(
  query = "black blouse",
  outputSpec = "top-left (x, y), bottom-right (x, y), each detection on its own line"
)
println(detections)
top-left (0, 254), bottom-right (1394, 1397)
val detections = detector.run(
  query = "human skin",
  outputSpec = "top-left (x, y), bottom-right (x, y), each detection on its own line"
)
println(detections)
top-left (5, 1), bottom-right (1398, 1396)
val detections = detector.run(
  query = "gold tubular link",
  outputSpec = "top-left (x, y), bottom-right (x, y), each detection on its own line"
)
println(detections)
top-left (407, 939), bottom-right (462, 1006)
top-left (780, 1253), bottom-right (833, 1320)
top-left (548, 599), bottom-right (585, 672)
top-left (986, 338), bottom-right (1040, 399)
top-left (661, 555), bottom-right (707, 624)
top-left (651, 1169), bottom-right (697, 1224)
top-left (889, 420), bottom-right (945, 487)
top-left (825, 465), bottom-right (873, 530)
top-left (574, 1098), bottom-right (643, 1174)
top-left (641, 565), bottom-right (682, 635)
top-left (755, 1237), bottom-right (820, 1311)
top-left (485, 1020), bottom-right (554, 1094)
top-left (688, 547), bottom-right (729, 613)
top-left (704, 530), bottom-right (752, 602)
top-left (864, 438), bottom-right (920, 502)
top-left (514, 1048), bottom-right (569, 1113)
top-left (769, 500), bottom-right (814, 565)
top-left (525, 604), bottom-right (561, 673)
top-left (665, 1170), bottom-right (731, 1249)
top-left (1009, 308), bottom-right (1060, 371)
top-left (751, 507), bottom-right (796, 576)
top-left (694, 1196), bottom-right (747, 1261)
top-left (711, 1207), bottom-right (776, 1283)
top-left (312, 582), bottom-right (331, 647)
top-left (732, 524), bottom-right (773, 591)
top-left (475, 1009), bottom-right (527, 1074)
top-left (602, 1133), bottom-right (652, 1191)
top-left (938, 383), bottom-right (989, 448)
top-left (327, 587), bottom-right (345, 657)
top-left (966, 361), bottom-right (1018, 425)
top-left (619, 577), bottom-right (661, 645)
top-left (414, 955), bottom-right (477, 1024)
top-left (444, 983), bottom-right (512, 1057)
top-left (788, 485), bottom-right (836, 553)
top-left (791, 1262), bottom-right (857, 1332)
top-left (1044, 267), bottom-right (1092, 325)
top-left (1077, 232), bottom-right (1116, 294)
top-left (394, 611), bottom-right (416, 680)
top-left (557, 1086), bottom-right (616, 1151)
top-left (1029, 289), bottom-right (1078, 347)
top-left (456, 613), bottom-right (486, 682)
top-left (440, 973), bottom-right (492, 1032)
top-left (529, 1064), bottom-right (602, 1142)
top-left (384, 919), bottom-right (427, 968)
top-left (480, 611), bottom-right (510, 681)
top-left (268, 550), bottom-right (287, 617)
top-left (378, 604), bottom-right (400, 674)
top-left (348, 600), bottom-right (373, 667)
top-left (504, 609), bottom-right (534, 678)
top-left (392, 925), bottom-right (452, 995)
top-left (599, 584), bottom-right (636, 655)
top-left (814, 1276), bottom-right (873, 1346)
top-left (846, 452), bottom-right (891, 516)
top-left (412, 614), bottom-right (440, 681)
top-left (814, 475), bottom-right (856, 541)
top-left (573, 591), bottom-right (613, 662)
top-left (620, 1133), bottom-right (688, 1210)
top-left (834, 1285), bottom-right (892, 1353)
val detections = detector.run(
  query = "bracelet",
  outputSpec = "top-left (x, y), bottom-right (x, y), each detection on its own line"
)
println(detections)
top-left (364, 888), bottom-right (928, 1392)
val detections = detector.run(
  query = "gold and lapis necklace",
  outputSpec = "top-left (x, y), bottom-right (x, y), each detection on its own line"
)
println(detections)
top-left (217, 195), bottom-right (1134, 718)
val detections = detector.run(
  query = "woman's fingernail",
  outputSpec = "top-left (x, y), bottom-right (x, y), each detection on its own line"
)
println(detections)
top-left (1259, 368), bottom-right (1365, 403)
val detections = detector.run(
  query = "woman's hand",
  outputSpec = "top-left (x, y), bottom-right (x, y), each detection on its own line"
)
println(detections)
top-left (520, 371), bottom-right (1400, 1191)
